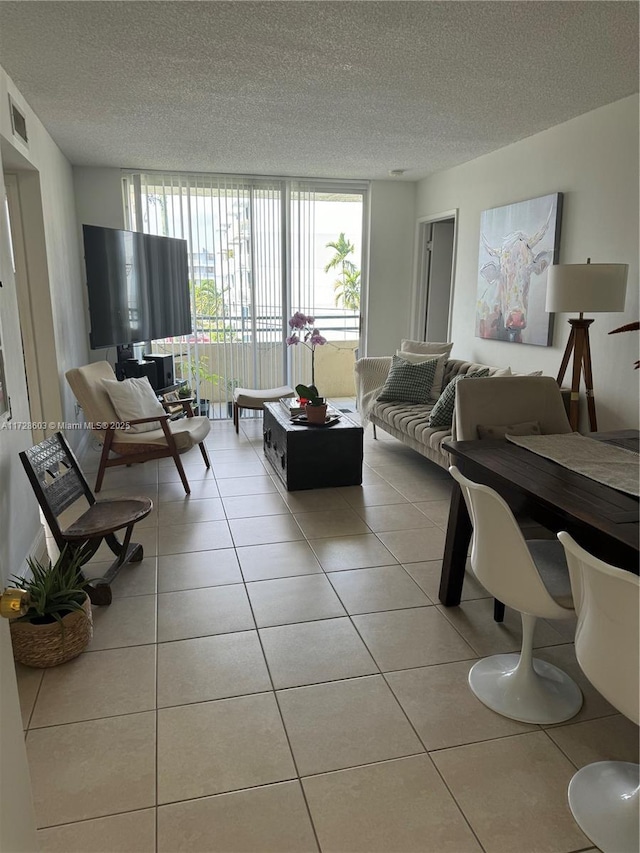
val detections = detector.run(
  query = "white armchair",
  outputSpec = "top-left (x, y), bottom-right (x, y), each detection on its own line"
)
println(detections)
top-left (66, 362), bottom-right (211, 494)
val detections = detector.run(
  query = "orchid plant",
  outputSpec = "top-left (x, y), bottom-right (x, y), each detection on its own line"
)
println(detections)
top-left (286, 311), bottom-right (327, 391)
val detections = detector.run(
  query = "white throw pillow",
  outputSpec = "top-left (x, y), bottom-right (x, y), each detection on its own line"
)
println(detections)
top-left (102, 377), bottom-right (165, 434)
top-left (491, 367), bottom-right (513, 377)
top-left (395, 350), bottom-right (449, 400)
top-left (400, 340), bottom-right (454, 359)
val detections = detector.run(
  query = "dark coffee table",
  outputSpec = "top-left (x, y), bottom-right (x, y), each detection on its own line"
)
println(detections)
top-left (263, 402), bottom-right (364, 490)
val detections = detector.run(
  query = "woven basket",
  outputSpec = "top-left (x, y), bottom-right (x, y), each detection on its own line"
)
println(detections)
top-left (10, 595), bottom-right (93, 668)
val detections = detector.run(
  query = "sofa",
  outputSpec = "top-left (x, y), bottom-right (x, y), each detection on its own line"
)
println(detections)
top-left (355, 355), bottom-right (511, 470)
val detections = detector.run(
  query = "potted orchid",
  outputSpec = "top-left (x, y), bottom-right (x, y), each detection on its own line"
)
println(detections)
top-left (286, 311), bottom-right (327, 388)
top-left (286, 312), bottom-right (329, 424)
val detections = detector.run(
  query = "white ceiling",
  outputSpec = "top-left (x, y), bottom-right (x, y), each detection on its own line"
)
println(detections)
top-left (0, 1), bottom-right (637, 181)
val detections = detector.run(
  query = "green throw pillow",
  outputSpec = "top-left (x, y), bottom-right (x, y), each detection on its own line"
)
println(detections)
top-left (377, 355), bottom-right (438, 404)
top-left (428, 369), bottom-right (490, 429)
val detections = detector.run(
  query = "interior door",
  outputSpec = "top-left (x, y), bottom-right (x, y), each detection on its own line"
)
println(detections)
top-left (412, 214), bottom-right (456, 343)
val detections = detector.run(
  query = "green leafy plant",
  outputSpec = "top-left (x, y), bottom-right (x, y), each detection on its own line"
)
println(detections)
top-left (325, 233), bottom-right (361, 310)
top-left (295, 383), bottom-right (324, 406)
top-left (178, 384), bottom-right (193, 399)
top-left (10, 549), bottom-right (94, 626)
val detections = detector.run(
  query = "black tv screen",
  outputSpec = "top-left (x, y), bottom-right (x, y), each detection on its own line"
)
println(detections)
top-left (83, 225), bottom-right (192, 348)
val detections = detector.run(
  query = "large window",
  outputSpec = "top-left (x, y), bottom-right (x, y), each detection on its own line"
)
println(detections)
top-left (125, 173), bottom-right (367, 417)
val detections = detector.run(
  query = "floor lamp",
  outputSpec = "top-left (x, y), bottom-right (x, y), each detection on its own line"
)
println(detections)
top-left (546, 260), bottom-right (628, 432)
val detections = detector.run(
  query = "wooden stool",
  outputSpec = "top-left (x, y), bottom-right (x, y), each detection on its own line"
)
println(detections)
top-left (233, 386), bottom-right (295, 433)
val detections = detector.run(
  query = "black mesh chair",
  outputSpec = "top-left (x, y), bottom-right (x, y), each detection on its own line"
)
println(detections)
top-left (19, 432), bottom-right (152, 605)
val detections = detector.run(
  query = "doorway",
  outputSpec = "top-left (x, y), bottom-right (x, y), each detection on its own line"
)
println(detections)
top-left (411, 211), bottom-right (457, 342)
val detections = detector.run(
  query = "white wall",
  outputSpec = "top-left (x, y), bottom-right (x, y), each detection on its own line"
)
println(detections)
top-left (416, 95), bottom-right (639, 431)
top-left (366, 181), bottom-right (417, 356)
top-left (74, 166), bottom-right (125, 231)
top-left (0, 66), bottom-right (88, 581)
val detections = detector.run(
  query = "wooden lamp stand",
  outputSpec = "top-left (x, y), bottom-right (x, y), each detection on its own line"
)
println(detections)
top-left (556, 315), bottom-right (596, 432)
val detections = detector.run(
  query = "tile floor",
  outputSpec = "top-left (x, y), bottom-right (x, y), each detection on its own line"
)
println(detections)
top-left (17, 414), bottom-right (636, 853)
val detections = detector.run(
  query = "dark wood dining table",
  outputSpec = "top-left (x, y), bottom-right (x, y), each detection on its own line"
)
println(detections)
top-left (439, 429), bottom-right (639, 608)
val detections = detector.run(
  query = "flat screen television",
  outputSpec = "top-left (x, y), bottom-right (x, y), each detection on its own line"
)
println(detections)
top-left (83, 224), bottom-right (192, 349)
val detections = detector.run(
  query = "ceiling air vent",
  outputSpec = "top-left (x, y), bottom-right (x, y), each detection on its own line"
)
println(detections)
top-left (9, 95), bottom-right (28, 145)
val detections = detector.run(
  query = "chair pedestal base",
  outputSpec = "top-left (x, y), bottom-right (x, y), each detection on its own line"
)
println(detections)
top-left (468, 654), bottom-right (583, 724)
top-left (568, 761), bottom-right (639, 853)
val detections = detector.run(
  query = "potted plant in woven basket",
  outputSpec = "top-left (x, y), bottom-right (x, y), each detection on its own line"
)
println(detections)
top-left (8, 549), bottom-right (95, 668)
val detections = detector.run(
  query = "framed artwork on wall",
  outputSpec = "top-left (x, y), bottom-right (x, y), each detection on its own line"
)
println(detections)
top-left (475, 192), bottom-right (563, 346)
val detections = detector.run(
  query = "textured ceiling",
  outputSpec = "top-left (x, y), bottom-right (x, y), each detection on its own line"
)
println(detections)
top-left (0, 1), bottom-right (637, 181)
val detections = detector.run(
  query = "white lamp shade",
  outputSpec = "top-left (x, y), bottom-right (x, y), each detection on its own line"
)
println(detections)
top-left (546, 263), bottom-right (628, 313)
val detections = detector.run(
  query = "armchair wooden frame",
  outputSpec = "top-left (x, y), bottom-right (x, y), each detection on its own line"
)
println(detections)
top-left (20, 432), bottom-right (153, 606)
top-left (65, 362), bottom-right (211, 496)
top-left (95, 400), bottom-right (210, 495)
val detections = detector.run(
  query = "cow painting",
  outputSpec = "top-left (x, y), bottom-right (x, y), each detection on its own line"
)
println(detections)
top-left (476, 194), bottom-right (562, 347)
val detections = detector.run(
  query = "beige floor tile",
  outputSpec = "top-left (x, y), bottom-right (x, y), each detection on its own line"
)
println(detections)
top-left (353, 607), bottom-right (476, 671)
top-left (278, 675), bottom-right (424, 775)
top-left (158, 584), bottom-right (254, 642)
top-left (359, 467), bottom-right (387, 486)
top-left (328, 565), bottom-right (431, 614)
top-left (354, 503), bottom-right (436, 533)
top-left (158, 519), bottom-right (233, 555)
top-left (158, 479), bottom-right (220, 502)
top-left (157, 693), bottom-right (296, 803)
top-left (414, 499), bottom-right (452, 528)
top-left (157, 548), bottom-right (242, 592)
top-left (92, 557), bottom-right (157, 598)
top-left (376, 527), bottom-right (446, 563)
top-left (309, 534), bottom-right (397, 571)
top-left (100, 465), bottom-right (159, 489)
top-left (338, 483), bottom-right (409, 507)
top-left (260, 618), bottom-right (377, 689)
top-left (294, 508), bottom-right (370, 539)
top-left (283, 488), bottom-right (350, 512)
top-left (432, 731), bottom-right (590, 853)
top-left (38, 809), bottom-right (155, 853)
top-left (390, 478), bottom-right (453, 503)
top-left (547, 714), bottom-right (639, 766)
top-left (157, 781), bottom-right (317, 853)
top-left (94, 526), bottom-right (158, 561)
top-left (229, 514), bottom-right (304, 547)
top-left (15, 663), bottom-right (43, 729)
top-left (31, 645), bottom-right (156, 727)
top-left (157, 630), bottom-right (271, 707)
top-left (27, 712), bottom-right (156, 827)
top-left (216, 475), bottom-right (278, 497)
top-left (206, 446), bottom-right (262, 461)
top-left (303, 754), bottom-right (482, 853)
top-left (247, 574), bottom-right (346, 627)
top-left (89, 595), bottom-right (156, 650)
top-left (222, 492), bottom-right (290, 518)
top-left (535, 643), bottom-right (617, 724)
top-left (387, 661), bottom-right (536, 750)
top-left (237, 540), bottom-right (323, 581)
top-left (159, 496), bottom-right (226, 524)
top-left (404, 561), bottom-right (489, 602)
top-left (436, 599), bottom-right (568, 656)
top-left (214, 460), bottom-right (268, 479)
top-left (158, 462), bottom-right (216, 483)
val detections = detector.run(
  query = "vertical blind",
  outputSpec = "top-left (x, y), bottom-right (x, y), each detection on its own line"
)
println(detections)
top-left (125, 172), bottom-right (367, 416)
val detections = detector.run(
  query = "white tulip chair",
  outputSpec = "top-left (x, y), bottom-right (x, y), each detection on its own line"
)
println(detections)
top-left (558, 531), bottom-right (639, 853)
top-left (449, 466), bottom-right (582, 724)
